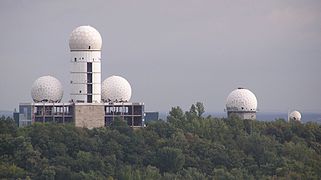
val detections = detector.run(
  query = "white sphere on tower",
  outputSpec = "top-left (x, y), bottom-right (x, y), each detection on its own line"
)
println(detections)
top-left (289, 110), bottom-right (301, 121)
top-left (101, 75), bottom-right (132, 102)
top-left (226, 88), bottom-right (258, 112)
top-left (31, 76), bottom-right (63, 103)
top-left (69, 26), bottom-right (102, 50)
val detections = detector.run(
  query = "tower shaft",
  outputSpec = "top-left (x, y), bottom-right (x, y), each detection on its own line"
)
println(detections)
top-left (70, 51), bottom-right (101, 103)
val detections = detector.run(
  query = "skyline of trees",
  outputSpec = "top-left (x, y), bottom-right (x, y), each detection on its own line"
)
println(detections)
top-left (0, 103), bottom-right (321, 179)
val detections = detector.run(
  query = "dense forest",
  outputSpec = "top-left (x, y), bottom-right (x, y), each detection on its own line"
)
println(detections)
top-left (1, 102), bottom-right (321, 179)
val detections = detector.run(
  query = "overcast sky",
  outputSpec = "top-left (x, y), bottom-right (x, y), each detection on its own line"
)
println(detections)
top-left (1, 0), bottom-right (321, 113)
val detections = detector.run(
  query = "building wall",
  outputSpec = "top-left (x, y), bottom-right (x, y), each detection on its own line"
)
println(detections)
top-left (13, 112), bottom-right (20, 126)
top-left (17, 103), bottom-right (145, 128)
top-left (145, 112), bottom-right (159, 122)
top-left (104, 103), bottom-right (145, 127)
top-left (18, 104), bottom-right (33, 127)
top-left (74, 104), bottom-right (105, 129)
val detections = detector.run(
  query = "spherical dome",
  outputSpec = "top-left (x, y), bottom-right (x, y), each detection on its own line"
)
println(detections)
top-left (226, 88), bottom-right (257, 112)
top-left (289, 110), bottom-right (301, 121)
top-left (101, 75), bottom-right (132, 102)
top-left (31, 76), bottom-right (63, 103)
top-left (69, 26), bottom-right (102, 50)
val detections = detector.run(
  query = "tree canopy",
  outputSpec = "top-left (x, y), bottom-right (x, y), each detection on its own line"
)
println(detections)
top-left (0, 103), bottom-right (321, 179)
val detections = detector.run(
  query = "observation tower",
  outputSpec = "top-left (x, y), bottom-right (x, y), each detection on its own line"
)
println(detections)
top-left (69, 26), bottom-right (102, 103)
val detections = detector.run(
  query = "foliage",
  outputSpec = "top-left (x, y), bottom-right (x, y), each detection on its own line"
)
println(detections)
top-left (0, 103), bottom-right (321, 179)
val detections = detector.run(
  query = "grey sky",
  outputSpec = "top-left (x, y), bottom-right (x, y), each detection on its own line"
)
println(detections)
top-left (1, 0), bottom-right (321, 113)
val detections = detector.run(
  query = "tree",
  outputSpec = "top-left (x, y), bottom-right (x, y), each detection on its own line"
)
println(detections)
top-left (155, 147), bottom-right (185, 173)
top-left (180, 167), bottom-right (207, 180)
top-left (0, 116), bottom-right (17, 135)
top-left (195, 102), bottom-right (205, 118)
top-left (0, 163), bottom-right (26, 179)
top-left (167, 106), bottom-right (186, 129)
top-left (142, 166), bottom-right (161, 180)
top-left (186, 104), bottom-right (198, 121)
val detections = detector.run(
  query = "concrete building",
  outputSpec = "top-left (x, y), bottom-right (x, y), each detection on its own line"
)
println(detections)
top-left (226, 87), bottom-right (258, 120)
top-left (14, 25), bottom-right (145, 128)
top-left (15, 102), bottom-right (145, 128)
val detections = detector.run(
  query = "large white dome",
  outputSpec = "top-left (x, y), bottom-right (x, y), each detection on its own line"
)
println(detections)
top-left (101, 75), bottom-right (132, 102)
top-left (289, 110), bottom-right (301, 121)
top-left (31, 76), bottom-right (63, 103)
top-left (226, 88), bottom-right (257, 112)
top-left (69, 26), bottom-right (102, 50)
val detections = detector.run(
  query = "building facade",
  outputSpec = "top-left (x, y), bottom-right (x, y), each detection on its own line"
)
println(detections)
top-left (14, 102), bottom-right (145, 128)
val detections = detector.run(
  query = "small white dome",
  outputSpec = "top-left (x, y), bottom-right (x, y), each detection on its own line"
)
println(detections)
top-left (101, 75), bottom-right (132, 102)
top-left (69, 26), bottom-right (102, 50)
top-left (226, 88), bottom-right (257, 112)
top-left (289, 110), bottom-right (301, 121)
top-left (31, 76), bottom-right (63, 103)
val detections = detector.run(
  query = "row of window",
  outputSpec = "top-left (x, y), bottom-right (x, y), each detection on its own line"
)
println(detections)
top-left (34, 106), bottom-right (72, 115)
top-left (73, 57), bottom-right (101, 62)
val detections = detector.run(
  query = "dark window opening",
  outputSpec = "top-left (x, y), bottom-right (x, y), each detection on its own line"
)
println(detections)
top-left (79, 90), bottom-right (82, 93)
top-left (87, 84), bottom-right (92, 94)
top-left (74, 58), bottom-right (77, 62)
top-left (87, 95), bottom-right (92, 103)
top-left (87, 73), bottom-right (92, 83)
top-left (87, 62), bottom-right (92, 72)
top-left (105, 117), bottom-right (112, 126)
top-left (133, 106), bottom-right (142, 115)
top-left (134, 117), bottom-right (143, 126)
top-left (88, 46), bottom-right (91, 49)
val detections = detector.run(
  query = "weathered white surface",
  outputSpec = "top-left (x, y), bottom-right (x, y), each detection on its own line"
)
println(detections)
top-left (226, 88), bottom-right (257, 112)
top-left (289, 110), bottom-right (301, 121)
top-left (101, 75), bottom-right (132, 102)
top-left (31, 76), bottom-right (63, 103)
top-left (69, 26), bottom-right (102, 50)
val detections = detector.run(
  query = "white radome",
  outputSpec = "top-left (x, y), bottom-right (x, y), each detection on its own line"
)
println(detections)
top-left (31, 76), bottom-right (63, 103)
top-left (69, 25), bottom-right (102, 50)
top-left (226, 88), bottom-right (257, 112)
top-left (101, 75), bottom-right (132, 102)
top-left (289, 110), bottom-right (301, 121)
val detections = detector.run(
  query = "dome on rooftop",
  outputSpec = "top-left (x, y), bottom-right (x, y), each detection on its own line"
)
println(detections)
top-left (226, 88), bottom-right (257, 112)
top-left (31, 76), bottom-right (63, 103)
top-left (69, 25), bottom-right (102, 50)
top-left (101, 75), bottom-right (132, 102)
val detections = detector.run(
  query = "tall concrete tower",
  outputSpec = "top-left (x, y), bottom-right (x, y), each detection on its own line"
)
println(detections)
top-left (69, 26), bottom-right (102, 103)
